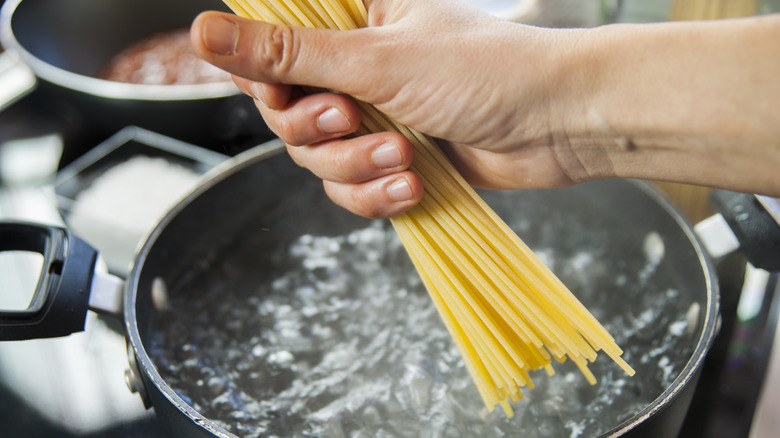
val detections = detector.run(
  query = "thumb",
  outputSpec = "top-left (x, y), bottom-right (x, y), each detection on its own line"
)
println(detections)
top-left (191, 11), bottom-right (378, 98)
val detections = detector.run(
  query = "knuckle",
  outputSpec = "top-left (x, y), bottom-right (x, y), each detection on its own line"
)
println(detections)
top-left (254, 25), bottom-right (299, 80)
top-left (284, 144), bottom-right (305, 169)
top-left (350, 191), bottom-right (385, 220)
top-left (274, 113), bottom-right (298, 145)
top-left (325, 181), bottom-right (387, 220)
top-left (329, 147), bottom-right (354, 182)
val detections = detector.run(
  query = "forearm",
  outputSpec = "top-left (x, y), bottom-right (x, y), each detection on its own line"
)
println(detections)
top-left (561, 15), bottom-right (780, 196)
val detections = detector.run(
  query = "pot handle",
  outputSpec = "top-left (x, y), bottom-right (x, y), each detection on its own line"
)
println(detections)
top-left (0, 50), bottom-right (37, 111)
top-left (707, 191), bottom-right (780, 272)
top-left (0, 221), bottom-right (98, 340)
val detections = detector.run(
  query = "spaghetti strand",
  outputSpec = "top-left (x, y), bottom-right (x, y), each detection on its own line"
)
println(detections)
top-left (222, 0), bottom-right (635, 416)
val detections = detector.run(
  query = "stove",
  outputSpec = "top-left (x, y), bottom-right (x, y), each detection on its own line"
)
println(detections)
top-left (0, 89), bottom-right (172, 436)
top-left (2, 4), bottom-right (779, 436)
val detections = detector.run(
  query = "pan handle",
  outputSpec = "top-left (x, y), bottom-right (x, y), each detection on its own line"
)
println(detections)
top-left (0, 50), bottom-right (37, 111)
top-left (700, 191), bottom-right (780, 272)
top-left (0, 221), bottom-right (98, 340)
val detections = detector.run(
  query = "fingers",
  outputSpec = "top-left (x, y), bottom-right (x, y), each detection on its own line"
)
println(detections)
top-left (254, 89), bottom-right (362, 146)
top-left (191, 11), bottom-right (375, 94)
top-left (233, 71), bottom-right (363, 146)
top-left (190, 10), bottom-right (425, 218)
top-left (324, 173), bottom-right (424, 219)
top-left (286, 132), bottom-right (422, 219)
top-left (233, 77), bottom-right (291, 110)
top-left (286, 132), bottom-right (412, 182)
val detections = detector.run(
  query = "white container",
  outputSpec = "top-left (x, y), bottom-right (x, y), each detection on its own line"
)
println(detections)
top-left (54, 126), bottom-right (227, 276)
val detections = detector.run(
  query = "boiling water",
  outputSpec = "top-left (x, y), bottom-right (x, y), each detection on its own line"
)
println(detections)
top-left (149, 216), bottom-right (699, 438)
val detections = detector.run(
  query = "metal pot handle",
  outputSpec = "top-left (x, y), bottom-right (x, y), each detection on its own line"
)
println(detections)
top-left (0, 50), bottom-right (36, 111)
top-left (0, 221), bottom-right (98, 340)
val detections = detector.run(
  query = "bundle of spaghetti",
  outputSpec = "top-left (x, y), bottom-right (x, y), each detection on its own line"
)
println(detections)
top-left (221, 0), bottom-right (634, 416)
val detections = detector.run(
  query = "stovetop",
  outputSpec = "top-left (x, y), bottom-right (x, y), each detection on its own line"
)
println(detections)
top-left (0, 88), bottom-right (172, 437)
top-left (2, 86), bottom-right (779, 438)
top-left (2, 1), bottom-right (780, 431)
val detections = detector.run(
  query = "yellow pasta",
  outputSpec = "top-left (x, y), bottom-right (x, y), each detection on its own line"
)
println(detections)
top-left (221, 0), bottom-right (635, 416)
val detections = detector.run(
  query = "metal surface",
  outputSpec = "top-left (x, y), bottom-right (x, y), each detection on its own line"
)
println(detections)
top-left (0, 0), bottom-right (274, 148)
top-left (0, 49), bottom-right (35, 109)
top-left (122, 142), bottom-right (719, 437)
top-left (0, 0), bottom-right (236, 100)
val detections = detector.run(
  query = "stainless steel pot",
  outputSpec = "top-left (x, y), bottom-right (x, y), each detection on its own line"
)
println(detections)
top-left (1, 138), bottom-right (735, 437)
top-left (0, 0), bottom-right (273, 147)
top-left (131, 144), bottom-right (727, 437)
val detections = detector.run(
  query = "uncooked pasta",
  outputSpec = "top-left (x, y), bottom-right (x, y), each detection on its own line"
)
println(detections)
top-left (219, 0), bottom-right (634, 416)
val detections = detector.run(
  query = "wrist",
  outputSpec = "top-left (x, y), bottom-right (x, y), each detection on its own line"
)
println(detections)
top-left (561, 18), bottom-right (780, 195)
top-left (529, 26), bottom-right (625, 184)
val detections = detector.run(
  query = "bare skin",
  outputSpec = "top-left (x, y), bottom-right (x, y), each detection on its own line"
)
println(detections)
top-left (190, 0), bottom-right (780, 219)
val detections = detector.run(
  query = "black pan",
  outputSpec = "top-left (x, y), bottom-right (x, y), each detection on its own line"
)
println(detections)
top-left (1, 140), bottom-right (722, 437)
top-left (0, 0), bottom-right (273, 148)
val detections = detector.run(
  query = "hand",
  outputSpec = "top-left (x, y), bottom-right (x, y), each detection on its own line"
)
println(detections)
top-left (191, 1), bottom-right (591, 218)
top-left (192, 3), bottom-right (780, 217)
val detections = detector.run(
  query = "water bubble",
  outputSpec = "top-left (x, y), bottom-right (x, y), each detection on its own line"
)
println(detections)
top-left (150, 219), bottom-right (697, 438)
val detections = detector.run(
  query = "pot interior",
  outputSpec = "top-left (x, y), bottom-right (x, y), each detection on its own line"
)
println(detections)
top-left (129, 144), bottom-right (716, 438)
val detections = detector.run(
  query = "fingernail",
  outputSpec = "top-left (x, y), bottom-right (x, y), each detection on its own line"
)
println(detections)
top-left (371, 142), bottom-right (403, 169)
top-left (203, 17), bottom-right (238, 55)
top-left (387, 178), bottom-right (413, 202)
top-left (317, 108), bottom-right (351, 134)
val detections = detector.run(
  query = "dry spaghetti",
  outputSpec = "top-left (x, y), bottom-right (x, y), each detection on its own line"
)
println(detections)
top-left (219, 0), bottom-right (634, 416)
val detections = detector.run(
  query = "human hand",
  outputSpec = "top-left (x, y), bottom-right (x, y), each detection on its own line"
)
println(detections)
top-left (192, 4), bottom-right (780, 209)
top-left (190, 1), bottom-right (606, 217)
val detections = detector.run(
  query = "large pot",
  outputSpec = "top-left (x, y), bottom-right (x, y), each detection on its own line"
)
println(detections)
top-left (0, 0), bottom-right (273, 148)
top-left (1, 138), bottom-right (745, 437)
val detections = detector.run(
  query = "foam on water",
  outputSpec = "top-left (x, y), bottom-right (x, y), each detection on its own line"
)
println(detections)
top-left (149, 221), bottom-right (697, 438)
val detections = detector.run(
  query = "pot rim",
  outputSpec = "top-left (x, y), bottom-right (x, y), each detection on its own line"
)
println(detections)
top-left (602, 179), bottom-right (721, 436)
top-left (0, 0), bottom-right (241, 102)
top-left (125, 140), bottom-right (722, 437)
top-left (125, 143), bottom-right (285, 438)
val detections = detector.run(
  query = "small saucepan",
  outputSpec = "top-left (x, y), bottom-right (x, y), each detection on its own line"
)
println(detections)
top-left (0, 0), bottom-right (273, 147)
